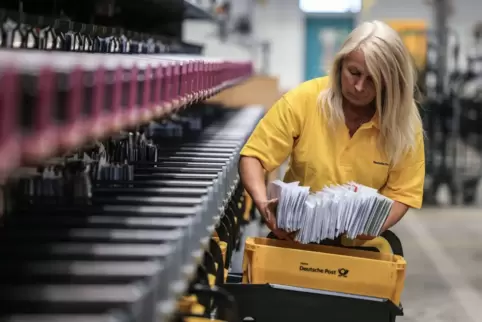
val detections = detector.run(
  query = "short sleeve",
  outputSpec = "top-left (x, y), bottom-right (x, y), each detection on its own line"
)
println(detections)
top-left (240, 96), bottom-right (303, 172)
top-left (379, 131), bottom-right (425, 209)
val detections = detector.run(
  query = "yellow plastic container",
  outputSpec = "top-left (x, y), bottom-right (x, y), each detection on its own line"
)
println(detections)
top-left (340, 235), bottom-right (393, 254)
top-left (208, 273), bottom-right (216, 287)
top-left (243, 191), bottom-right (253, 222)
top-left (190, 304), bottom-right (205, 315)
top-left (177, 295), bottom-right (198, 313)
top-left (177, 295), bottom-right (207, 316)
top-left (242, 237), bottom-right (406, 305)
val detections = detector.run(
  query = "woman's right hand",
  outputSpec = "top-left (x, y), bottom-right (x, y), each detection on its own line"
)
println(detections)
top-left (259, 198), bottom-right (294, 241)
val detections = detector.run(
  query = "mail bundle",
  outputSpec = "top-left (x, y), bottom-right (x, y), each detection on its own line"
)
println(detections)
top-left (268, 180), bottom-right (394, 244)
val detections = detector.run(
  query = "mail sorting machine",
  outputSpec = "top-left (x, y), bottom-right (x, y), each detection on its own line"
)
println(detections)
top-left (0, 99), bottom-right (265, 321)
top-left (0, 3), bottom-right (257, 321)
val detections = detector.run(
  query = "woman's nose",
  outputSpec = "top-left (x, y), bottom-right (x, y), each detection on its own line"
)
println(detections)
top-left (354, 78), bottom-right (366, 92)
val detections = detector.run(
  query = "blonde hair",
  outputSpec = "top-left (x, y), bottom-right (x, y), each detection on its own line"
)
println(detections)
top-left (319, 20), bottom-right (423, 166)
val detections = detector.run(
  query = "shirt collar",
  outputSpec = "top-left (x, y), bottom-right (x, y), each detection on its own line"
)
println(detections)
top-left (359, 111), bottom-right (380, 130)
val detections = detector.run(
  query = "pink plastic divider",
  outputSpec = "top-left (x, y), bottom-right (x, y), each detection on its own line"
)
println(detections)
top-left (23, 68), bottom-right (56, 161)
top-left (153, 64), bottom-right (163, 116)
top-left (193, 61), bottom-right (200, 99)
top-left (180, 62), bottom-right (188, 100)
top-left (200, 61), bottom-right (207, 99)
top-left (127, 65), bottom-right (139, 126)
top-left (208, 62), bottom-right (214, 95)
top-left (0, 68), bottom-right (20, 178)
top-left (142, 64), bottom-right (153, 121)
top-left (92, 67), bottom-right (106, 137)
top-left (112, 66), bottom-right (124, 130)
top-left (61, 67), bottom-right (85, 149)
top-left (188, 61), bottom-right (195, 98)
top-left (172, 63), bottom-right (181, 105)
top-left (162, 64), bottom-right (173, 112)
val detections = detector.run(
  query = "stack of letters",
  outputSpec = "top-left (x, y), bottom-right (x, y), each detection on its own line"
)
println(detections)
top-left (268, 180), bottom-right (393, 244)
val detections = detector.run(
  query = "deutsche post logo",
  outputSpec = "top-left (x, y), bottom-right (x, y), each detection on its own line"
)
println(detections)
top-left (338, 268), bottom-right (349, 277)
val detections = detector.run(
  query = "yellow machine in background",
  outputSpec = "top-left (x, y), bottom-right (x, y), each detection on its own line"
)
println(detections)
top-left (386, 20), bottom-right (428, 71)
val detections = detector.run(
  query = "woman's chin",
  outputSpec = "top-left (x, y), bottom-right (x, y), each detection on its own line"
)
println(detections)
top-left (345, 96), bottom-right (372, 108)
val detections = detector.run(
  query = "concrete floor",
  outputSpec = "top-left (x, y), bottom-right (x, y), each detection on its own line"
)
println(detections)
top-left (394, 207), bottom-right (482, 322)
top-left (231, 207), bottom-right (482, 322)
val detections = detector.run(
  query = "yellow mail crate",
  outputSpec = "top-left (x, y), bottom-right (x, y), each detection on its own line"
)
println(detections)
top-left (242, 237), bottom-right (406, 305)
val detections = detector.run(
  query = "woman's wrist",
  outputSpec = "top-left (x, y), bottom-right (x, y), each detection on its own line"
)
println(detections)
top-left (253, 197), bottom-right (268, 211)
top-left (249, 187), bottom-right (268, 211)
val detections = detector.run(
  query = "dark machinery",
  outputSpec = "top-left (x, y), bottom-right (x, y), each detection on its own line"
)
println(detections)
top-left (423, 25), bottom-right (482, 206)
top-left (0, 1), bottom-right (259, 321)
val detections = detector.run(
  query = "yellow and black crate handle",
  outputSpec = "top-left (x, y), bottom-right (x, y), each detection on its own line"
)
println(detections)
top-left (266, 230), bottom-right (403, 256)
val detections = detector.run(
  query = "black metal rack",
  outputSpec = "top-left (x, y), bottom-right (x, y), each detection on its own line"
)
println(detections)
top-left (0, 0), bottom-right (220, 46)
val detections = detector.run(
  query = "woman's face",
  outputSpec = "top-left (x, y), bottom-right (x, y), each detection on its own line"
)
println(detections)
top-left (340, 50), bottom-right (377, 108)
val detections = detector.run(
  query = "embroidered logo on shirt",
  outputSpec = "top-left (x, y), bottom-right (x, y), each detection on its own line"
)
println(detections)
top-left (373, 161), bottom-right (389, 166)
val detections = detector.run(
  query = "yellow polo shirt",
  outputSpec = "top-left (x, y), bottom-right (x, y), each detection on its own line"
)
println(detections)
top-left (240, 76), bottom-right (425, 209)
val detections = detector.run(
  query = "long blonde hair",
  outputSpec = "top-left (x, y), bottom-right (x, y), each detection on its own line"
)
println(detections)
top-left (319, 20), bottom-right (422, 166)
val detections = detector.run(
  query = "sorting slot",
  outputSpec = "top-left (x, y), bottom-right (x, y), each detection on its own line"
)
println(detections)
top-left (0, 283), bottom-right (151, 320)
top-left (0, 259), bottom-right (162, 286)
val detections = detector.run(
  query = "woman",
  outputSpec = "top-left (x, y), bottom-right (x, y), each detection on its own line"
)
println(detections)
top-left (239, 21), bottom-right (425, 242)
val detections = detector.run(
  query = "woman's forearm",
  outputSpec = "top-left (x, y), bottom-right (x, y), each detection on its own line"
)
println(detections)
top-left (382, 201), bottom-right (409, 232)
top-left (239, 156), bottom-right (268, 209)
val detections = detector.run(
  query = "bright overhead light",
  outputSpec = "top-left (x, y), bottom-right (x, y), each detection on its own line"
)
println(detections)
top-left (299, 0), bottom-right (362, 13)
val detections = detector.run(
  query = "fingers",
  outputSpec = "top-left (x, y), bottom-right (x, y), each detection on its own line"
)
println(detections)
top-left (268, 221), bottom-right (294, 241)
top-left (261, 199), bottom-right (294, 241)
top-left (288, 231), bottom-right (298, 240)
top-left (356, 234), bottom-right (376, 240)
top-left (266, 199), bottom-right (278, 216)
top-left (265, 219), bottom-right (292, 241)
top-left (264, 204), bottom-right (278, 228)
top-left (267, 198), bottom-right (278, 205)
top-left (267, 198), bottom-right (278, 211)
top-left (282, 230), bottom-right (298, 242)
top-left (266, 209), bottom-right (276, 227)
top-left (273, 228), bottom-right (293, 241)
top-left (264, 216), bottom-right (278, 232)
